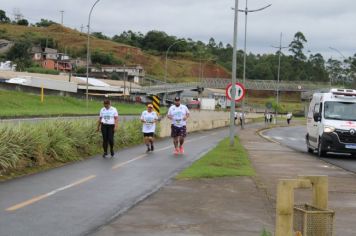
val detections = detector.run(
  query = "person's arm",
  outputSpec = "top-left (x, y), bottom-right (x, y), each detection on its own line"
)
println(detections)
top-left (97, 117), bottom-right (101, 132)
top-left (140, 112), bottom-right (145, 123)
top-left (153, 112), bottom-right (158, 123)
top-left (114, 109), bottom-right (119, 131)
top-left (167, 108), bottom-right (173, 120)
top-left (114, 116), bottom-right (118, 131)
top-left (183, 106), bottom-right (190, 121)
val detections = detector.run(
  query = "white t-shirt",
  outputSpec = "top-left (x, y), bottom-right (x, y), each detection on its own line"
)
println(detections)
top-left (141, 110), bottom-right (158, 133)
top-left (168, 104), bottom-right (190, 127)
top-left (286, 113), bottom-right (292, 119)
top-left (99, 106), bottom-right (118, 125)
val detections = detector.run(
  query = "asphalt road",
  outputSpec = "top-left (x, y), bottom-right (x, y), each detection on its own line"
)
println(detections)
top-left (0, 127), bottom-right (229, 236)
top-left (262, 125), bottom-right (356, 173)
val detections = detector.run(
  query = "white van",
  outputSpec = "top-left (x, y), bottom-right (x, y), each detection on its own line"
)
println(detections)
top-left (306, 89), bottom-right (356, 157)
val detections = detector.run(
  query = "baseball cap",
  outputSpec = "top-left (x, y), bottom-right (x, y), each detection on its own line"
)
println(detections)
top-left (174, 96), bottom-right (181, 101)
top-left (147, 104), bottom-right (153, 108)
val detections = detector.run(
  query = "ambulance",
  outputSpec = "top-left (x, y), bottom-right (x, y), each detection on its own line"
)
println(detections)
top-left (306, 89), bottom-right (356, 157)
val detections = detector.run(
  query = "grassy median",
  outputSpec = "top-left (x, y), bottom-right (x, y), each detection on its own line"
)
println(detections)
top-left (176, 136), bottom-right (255, 179)
top-left (0, 90), bottom-right (146, 117)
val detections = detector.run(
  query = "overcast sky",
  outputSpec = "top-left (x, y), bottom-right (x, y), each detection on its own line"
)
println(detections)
top-left (2, 0), bottom-right (355, 60)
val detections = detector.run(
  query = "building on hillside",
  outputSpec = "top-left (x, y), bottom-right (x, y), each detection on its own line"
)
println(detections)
top-left (42, 59), bottom-right (72, 72)
top-left (90, 65), bottom-right (145, 84)
top-left (30, 47), bottom-right (72, 72)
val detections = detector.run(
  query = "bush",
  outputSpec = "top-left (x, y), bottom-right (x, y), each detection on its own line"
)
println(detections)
top-left (0, 118), bottom-right (144, 175)
top-left (26, 67), bottom-right (60, 75)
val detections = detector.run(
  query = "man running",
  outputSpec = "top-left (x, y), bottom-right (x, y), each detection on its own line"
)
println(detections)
top-left (140, 104), bottom-right (158, 152)
top-left (167, 96), bottom-right (190, 155)
top-left (97, 99), bottom-right (118, 158)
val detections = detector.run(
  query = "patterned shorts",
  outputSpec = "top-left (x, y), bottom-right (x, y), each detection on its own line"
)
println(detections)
top-left (171, 125), bottom-right (187, 138)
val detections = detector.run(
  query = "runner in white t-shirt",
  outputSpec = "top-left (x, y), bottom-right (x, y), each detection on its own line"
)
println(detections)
top-left (140, 104), bottom-right (158, 152)
top-left (96, 99), bottom-right (118, 158)
top-left (167, 96), bottom-right (190, 155)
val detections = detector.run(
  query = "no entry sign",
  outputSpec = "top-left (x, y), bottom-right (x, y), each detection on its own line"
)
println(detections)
top-left (226, 82), bottom-right (246, 102)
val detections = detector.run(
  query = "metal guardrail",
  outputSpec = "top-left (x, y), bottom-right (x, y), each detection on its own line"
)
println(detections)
top-left (202, 78), bottom-right (330, 91)
top-left (140, 78), bottom-right (330, 95)
top-left (140, 82), bottom-right (199, 95)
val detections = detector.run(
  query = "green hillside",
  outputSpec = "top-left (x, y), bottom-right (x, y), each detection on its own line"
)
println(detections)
top-left (0, 24), bottom-right (230, 82)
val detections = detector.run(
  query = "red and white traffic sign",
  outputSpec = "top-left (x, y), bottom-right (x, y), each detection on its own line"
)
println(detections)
top-left (226, 82), bottom-right (246, 102)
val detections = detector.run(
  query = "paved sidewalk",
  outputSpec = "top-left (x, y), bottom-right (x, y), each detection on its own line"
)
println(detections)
top-left (93, 123), bottom-right (356, 235)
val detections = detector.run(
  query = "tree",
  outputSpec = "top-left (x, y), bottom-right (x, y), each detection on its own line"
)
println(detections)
top-left (17, 19), bottom-right (29, 26)
top-left (112, 30), bottom-right (144, 48)
top-left (326, 58), bottom-right (344, 84)
top-left (35, 19), bottom-right (56, 27)
top-left (289, 32), bottom-right (307, 61)
top-left (91, 32), bottom-right (109, 40)
top-left (0, 9), bottom-right (10, 23)
top-left (141, 30), bottom-right (172, 52)
top-left (91, 50), bottom-right (122, 65)
top-left (6, 40), bottom-right (33, 71)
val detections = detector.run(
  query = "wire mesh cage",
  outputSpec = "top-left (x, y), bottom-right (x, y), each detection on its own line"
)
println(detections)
top-left (293, 204), bottom-right (335, 236)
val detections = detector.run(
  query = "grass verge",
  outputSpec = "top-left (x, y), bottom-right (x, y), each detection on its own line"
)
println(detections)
top-left (0, 90), bottom-right (147, 117)
top-left (176, 136), bottom-right (255, 179)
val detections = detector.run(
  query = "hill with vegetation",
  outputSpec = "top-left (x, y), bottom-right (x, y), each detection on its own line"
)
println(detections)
top-left (0, 9), bottom-right (355, 84)
top-left (0, 23), bottom-right (230, 82)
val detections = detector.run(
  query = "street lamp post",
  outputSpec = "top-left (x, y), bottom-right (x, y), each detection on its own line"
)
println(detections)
top-left (230, 0), bottom-right (239, 146)
top-left (164, 40), bottom-right (183, 103)
top-left (86, 0), bottom-right (101, 109)
top-left (239, 0), bottom-right (271, 129)
top-left (272, 33), bottom-right (288, 124)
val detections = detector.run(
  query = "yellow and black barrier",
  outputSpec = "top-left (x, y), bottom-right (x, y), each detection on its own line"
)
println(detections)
top-left (152, 95), bottom-right (160, 116)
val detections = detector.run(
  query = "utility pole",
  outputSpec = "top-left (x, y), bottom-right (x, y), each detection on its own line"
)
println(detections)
top-left (13, 8), bottom-right (23, 22)
top-left (239, 0), bottom-right (271, 129)
top-left (123, 65), bottom-right (126, 101)
top-left (230, 0), bottom-right (239, 146)
top-left (272, 33), bottom-right (288, 124)
top-left (60, 10), bottom-right (64, 25)
top-left (80, 24), bottom-right (84, 33)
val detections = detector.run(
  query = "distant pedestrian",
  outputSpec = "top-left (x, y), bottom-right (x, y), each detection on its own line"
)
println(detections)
top-left (239, 111), bottom-right (245, 128)
top-left (234, 111), bottom-right (238, 125)
top-left (266, 112), bottom-right (271, 124)
top-left (97, 99), bottom-right (118, 158)
top-left (167, 96), bottom-right (190, 155)
top-left (286, 112), bottom-right (293, 125)
top-left (141, 104), bottom-right (158, 153)
top-left (264, 110), bottom-right (268, 123)
top-left (269, 113), bottom-right (273, 123)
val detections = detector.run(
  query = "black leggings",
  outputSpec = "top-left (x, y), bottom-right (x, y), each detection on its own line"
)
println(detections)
top-left (101, 124), bottom-right (115, 154)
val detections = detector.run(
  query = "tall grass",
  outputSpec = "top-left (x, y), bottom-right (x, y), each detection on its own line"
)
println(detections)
top-left (0, 118), bottom-right (145, 177)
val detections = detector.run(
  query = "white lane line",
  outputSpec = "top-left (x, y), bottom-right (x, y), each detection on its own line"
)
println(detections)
top-left (112, 133), bottom-right (214, 169)
top-left (6, 175), bottom-right (96, 212)
top-left (112, 154), bottom-right (147, 170)
top-left (273, 136), bottom-right (283, 140)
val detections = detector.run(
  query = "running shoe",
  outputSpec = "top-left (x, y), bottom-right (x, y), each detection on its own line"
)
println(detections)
top-left (173, 148), bottom-right (180, 155)
top-left (179, 146), bottom-right (184, 154)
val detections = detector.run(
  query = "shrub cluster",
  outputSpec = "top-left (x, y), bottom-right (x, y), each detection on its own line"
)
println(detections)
top-left (0, 119), bottom-right (145, 175)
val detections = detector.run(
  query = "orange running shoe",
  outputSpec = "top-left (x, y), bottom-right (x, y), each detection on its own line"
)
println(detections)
top-left (179, 146), bottom-right (184, 154)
